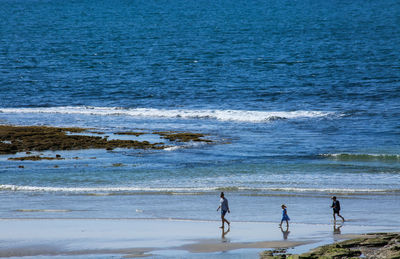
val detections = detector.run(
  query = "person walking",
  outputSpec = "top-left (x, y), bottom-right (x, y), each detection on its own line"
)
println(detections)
top-left (331, 196), bottom-right (345, 222)
top-left (217, 192), bottom-right (230, 228)
top-left (279, 204), bottom-right (290, 227)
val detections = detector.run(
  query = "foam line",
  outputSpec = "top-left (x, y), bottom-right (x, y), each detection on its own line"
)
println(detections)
top-left (0, 185), bottom-right (396, 194)
top-left (321, 153), bottom-right (400, 161)
top-left (0, 106), bottom-right (333, 123)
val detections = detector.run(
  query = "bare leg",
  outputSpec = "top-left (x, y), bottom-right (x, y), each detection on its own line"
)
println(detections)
top-left (338, 213), bottom-right (345, 222)
top-left (223, 216), bottom-right (230, 227)
top-left (221, 215), bottom-right (230, 228)
top-left (333, 212), bottom-right (337, 222)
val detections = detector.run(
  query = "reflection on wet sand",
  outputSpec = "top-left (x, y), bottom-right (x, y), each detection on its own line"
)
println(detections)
top-left (279, 225), bottom-right (290, 240)
top-left (221, 225), bottom-right (230, 241)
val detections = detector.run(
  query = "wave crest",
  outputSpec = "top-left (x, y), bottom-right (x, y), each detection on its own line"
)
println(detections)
top-left (0, 106), bottom-right (333, 123)
top-left (321, 153), bottom-right (400, 161)
top-left (0, 184), bottom-right (397, 194)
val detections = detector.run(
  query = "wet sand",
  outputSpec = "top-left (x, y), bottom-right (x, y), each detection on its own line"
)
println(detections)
top-left (0, 218), bottom-right (396, 258)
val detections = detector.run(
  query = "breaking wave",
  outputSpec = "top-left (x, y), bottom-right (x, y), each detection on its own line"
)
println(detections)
top-left (0, 106), bottom-right (333, 123)
top-left (321, 153), bottom-right (400, 162)
top-left (0, 184), bottom-right (397, 194)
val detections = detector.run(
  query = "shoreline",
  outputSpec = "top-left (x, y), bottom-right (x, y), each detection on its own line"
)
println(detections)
top-left (0, 218), bottom-right (397, 258)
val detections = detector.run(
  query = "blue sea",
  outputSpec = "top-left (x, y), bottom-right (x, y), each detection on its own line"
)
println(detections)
top-left (1, 0), bottom-right (400, 241)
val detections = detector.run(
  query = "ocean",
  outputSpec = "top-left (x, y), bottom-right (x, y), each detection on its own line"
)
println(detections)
top-left (1, 0), bottom-right (400, 238)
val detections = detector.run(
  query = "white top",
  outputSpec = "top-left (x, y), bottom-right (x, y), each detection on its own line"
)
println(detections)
top-left (220, 197), bottom-right (229, 211)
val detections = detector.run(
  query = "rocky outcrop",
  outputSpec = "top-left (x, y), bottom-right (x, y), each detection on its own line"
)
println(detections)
top-left (260, 233), bottom-right (400, 259)
top-left (0, 125), bottom-right (214, 155)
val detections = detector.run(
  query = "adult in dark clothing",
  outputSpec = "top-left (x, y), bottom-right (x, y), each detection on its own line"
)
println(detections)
top-left (331, 196), bottom-right (345, 222)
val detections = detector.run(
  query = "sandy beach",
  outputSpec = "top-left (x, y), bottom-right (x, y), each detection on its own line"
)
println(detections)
top-left (0, 218), bottom-right (397, 258)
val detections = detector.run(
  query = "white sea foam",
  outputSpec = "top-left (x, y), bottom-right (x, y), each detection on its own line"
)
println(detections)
top-left (0, 184), bottom-right (216, 193)
top-left (0, 106), bottom-right (333, 123)
top-left (262, 187), bottom-right (396, 193)
top-left (15, 209), bottom-right (71, 213)
top-left (164, 146), bottom-right (182, 151)
top-left (321, 153), bottom-right (400, 161)
top-left (0, 184), bottom-right (396, 194)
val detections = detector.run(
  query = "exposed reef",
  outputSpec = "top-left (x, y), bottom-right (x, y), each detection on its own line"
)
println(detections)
top-left (154, 131), bottom-right (212, 142)
top-left (0, 125), bottom-right (214, 155)
top-left (115, 130), bottom-right (213, 142)
top-left (114, 132), bottom-right (146, 137)
top-left (0, 125), bottom-right (163, 154)
top-left (260, 233), bottom-right (400, 259)
top-left (8, 156), bottom-right (64, 161)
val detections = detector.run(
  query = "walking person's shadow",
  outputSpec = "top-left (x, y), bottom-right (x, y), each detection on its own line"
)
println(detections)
top-left (280, 225), bottom-right (290, 240)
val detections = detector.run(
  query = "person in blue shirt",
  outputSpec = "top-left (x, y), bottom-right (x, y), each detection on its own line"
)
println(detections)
top-left (280, 204), bottom-right (290, 227)
top-left (331, 196), bottom-right (345, 222)
top-left (217, 192), bottom-right (230, 228)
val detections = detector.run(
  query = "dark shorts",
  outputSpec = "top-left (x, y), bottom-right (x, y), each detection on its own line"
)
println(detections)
top-left (221, 210), bottom-right (227, 216)
top-left (333, 209), bottom-right (340, 214)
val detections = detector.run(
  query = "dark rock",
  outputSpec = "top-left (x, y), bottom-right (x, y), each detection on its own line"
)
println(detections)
top-left (360, 238), bottom-right (389, 247)
top-left (338, 238), bottom-right (368, 248)
top-left (154, 131), bottom-right (213, 143)
top-left (9, 156), bottom-right (64, 161)
top-left (115, 131), bottom-right (146, 136)
top-left (270, 232), bottom-right (400, 259)
top-left (0, 125), bottom-right (216, 156)
top-left (391, 246), bottom-right (400, 251)
top-left (259, 250), bottom-right (273, 258)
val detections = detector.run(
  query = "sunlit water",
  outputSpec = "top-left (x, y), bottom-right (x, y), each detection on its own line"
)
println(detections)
top-left (1, 0), bottom-right (400, 231)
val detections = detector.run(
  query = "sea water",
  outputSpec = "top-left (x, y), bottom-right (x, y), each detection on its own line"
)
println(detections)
top-left (1, 0), bottom-right (400, 232)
